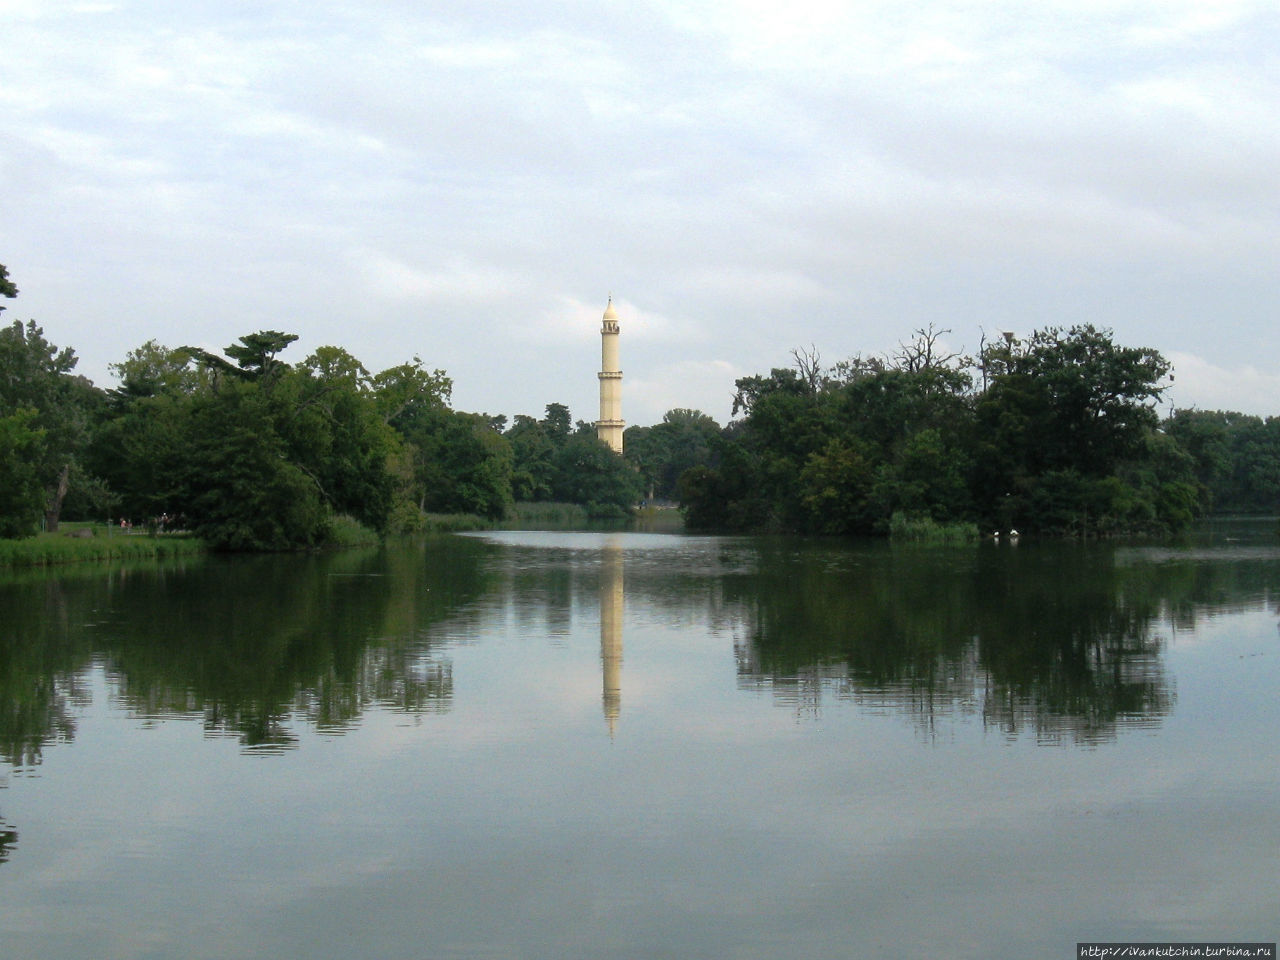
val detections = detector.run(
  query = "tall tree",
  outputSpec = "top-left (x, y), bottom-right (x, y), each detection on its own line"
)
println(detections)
top-left (551, 432), bottom-right (643, 513)
top-left (0, 319), bottom-right (103, 532)
top-left (0, 408), bottom-right (45, 538)
top-left (97, 334), bottom-right (407, 547)
top-left (624, 408), bottom-right (721, 501)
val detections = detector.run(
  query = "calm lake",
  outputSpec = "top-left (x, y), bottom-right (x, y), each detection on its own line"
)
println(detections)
top-left (1, 523), bottom-right (1276, 959)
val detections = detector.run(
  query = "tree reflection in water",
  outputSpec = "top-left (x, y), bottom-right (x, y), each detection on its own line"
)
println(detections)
top-left (3, 530), bottom-right (1278, 767)
top-left (720, 539), bottom-right (1262, 743)
top-left (0, 536), bottom-right (494, 763)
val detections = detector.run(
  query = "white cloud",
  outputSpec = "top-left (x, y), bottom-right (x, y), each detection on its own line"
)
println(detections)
top-left (626, 358), bottom-right (743, 427)
top-left (356, 251), bottom-right (520, 303)
top-left (1164, 353), bottom-right (1280, 417)
top-left (1, 0), bottom-right (1276, 421)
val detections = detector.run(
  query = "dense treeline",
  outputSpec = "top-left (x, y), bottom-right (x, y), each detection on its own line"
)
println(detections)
top-left (3, 260), bottom-right (1278, 547)
top-left (0, 264), bottom-right (639, 549)
top-left (1164, 409), bottom-right (1280, 515)
top-left (674, 326), bottom-right (1278, 536)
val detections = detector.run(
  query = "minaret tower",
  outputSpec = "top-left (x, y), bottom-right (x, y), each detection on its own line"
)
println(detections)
top-left (596, 296), bottom-right (624, 454)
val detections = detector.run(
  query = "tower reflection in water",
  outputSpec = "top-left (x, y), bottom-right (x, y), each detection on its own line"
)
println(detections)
top-left (600, 539), bottom-right (623, 737)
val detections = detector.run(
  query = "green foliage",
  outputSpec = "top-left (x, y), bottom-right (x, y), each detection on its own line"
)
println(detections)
top-left (541, 402), bottom-right (572, 440)
top-left (551, 432), bottom-right (643, 511)
top-left (0, 529), bottom-right (205, 567)
top-left (798, 437), bottom-right (877, 534)
top-left (506, 414), bottom-right (557, 501)
top-left (0, 318), bottom-right (105, 532)
top-left (1165, 409), bottom-right (1280, 514)
top-left (887, 512), bottom-right (980, 543)
top-left (679, 325), bottom-right (1192, 538)
top-left (420, 512), bottom-right (498, 532)
top-left (624, 408), bottom-right (720, 500)
top-left (324, 514), bottom-right (382, 547)
top-left (395, 406), bottom-right (513, 520)
top-left (179, 379), bottom-right (332, 550)
top-left (187, 330), bottom-right (299, 384)
top-left (502, 404), bottom-right (641, 515)
top-left (372, 357), bottom-right (452, 425)
top-left (92, 334), bottom-right (407, 550)
top-left (108, 340), bottom-right (199, 401)
top-left (0, 263), bottom-right (17, 304)
top-left (0, 408), bottom-right (46, 538)
top-left (972, 325), bottom-right (1170, 528)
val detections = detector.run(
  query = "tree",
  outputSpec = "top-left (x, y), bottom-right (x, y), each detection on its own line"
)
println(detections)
top-left (96, 334), bottom-right (409, 548)
top-left (624, 408), bottom-right (721, 501)
top-left (108, 340), bottom-right (200, 402)
top-left (541, 402), bottom-right (572, 442)
top-left (178, 377), bottom-right (331, 550)
top-left (0, 263), bottom-right (16, 306)
top-left (395, 406), bottom-right (513, 519)
top-left (680, 324), bottom-right (1189, 537)
top-left (1164, 409), bottom-right (1280, 514)
top-left (0, 319), bottom-right (103, 532)
top-left (551, 433), bottom-right (643, 513)
top-left (798, 436), bottom-right (878, 534)
top-left (506, 414), bottom-right (556, 501)
top-left (285, 348), bottom-right (399, 533)
top-left (994, 325), bottom-right (1168, 477)
top-left (0, 408), bottom-right (45, 537)
top-left (186, 330), bottom-right (299, 384)
top-left (972, 325), bottom-right (1172, 532)
top-left (372, 357), bottom-right (452, 426)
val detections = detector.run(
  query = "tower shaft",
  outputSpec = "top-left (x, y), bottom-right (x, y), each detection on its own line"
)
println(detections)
top-left (596, 298), bottom-right (624, 454)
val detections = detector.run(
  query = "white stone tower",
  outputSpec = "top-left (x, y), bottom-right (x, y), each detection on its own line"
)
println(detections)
top-left (596, 296), bottom-right (624, 454)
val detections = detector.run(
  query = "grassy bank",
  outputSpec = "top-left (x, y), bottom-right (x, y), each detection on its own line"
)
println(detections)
top-left (888, 512), bottom-right (981, 544)
top-left (420, 512), bottom-right (499, 532)
top-left (325, 514), bottom-right (386, 546)
top-left (1, 515), bottom-right (388, 567)
top-left (0, 527), bottom-right (207, 568)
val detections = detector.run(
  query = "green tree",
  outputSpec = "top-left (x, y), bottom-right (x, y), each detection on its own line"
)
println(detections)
top-left (973, 325), bottom-right (1172, 533)
top-left (0, 263), bottom-right (16, 305)
top-left (108, 340), bottom-right (200, 402)
top-left (505, 414), bottom-right (556, 502)
top-left (96, 334), bottom-right (407, 548)
top-left (178, 377), bottom-right (330, 550)
top-left (1165, 409), bottom-right (1280, 514)
top-left (396, 406), bottom-right (513, 519)
top-left (372, 357), bottom-right (453, 426)
top-left (0, 319), bottom-right (104, 532)
top-left (798, 436), bottom-right (878, 534)
top-left (286, 347), bottom-right (399, 533)
top-left (0, 408), bottom-right (46, 537)
top-left (551, 433), bottom-right (642, 514)
top-left (186, 330), bottom-right (299, 385)
top-left (679, 324), bottom-right (1188, 537)
top-left (624, 408), bottom-right (721, 501)
top-left (86, 389), bottom-right (190, 525)
top-left (541, 402), bottom-right (572, 442)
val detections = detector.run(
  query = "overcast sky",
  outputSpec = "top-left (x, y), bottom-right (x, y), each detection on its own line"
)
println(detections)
top-left (2, 0), bottom-right (1277, 427)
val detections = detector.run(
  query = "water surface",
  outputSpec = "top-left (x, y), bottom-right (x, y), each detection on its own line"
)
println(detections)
top-left (1, 527), bottom-right (1276, 958)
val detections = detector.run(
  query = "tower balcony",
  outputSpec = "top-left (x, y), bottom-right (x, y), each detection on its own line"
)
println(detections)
top-left (597, 370), bottom-right (622, 379)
